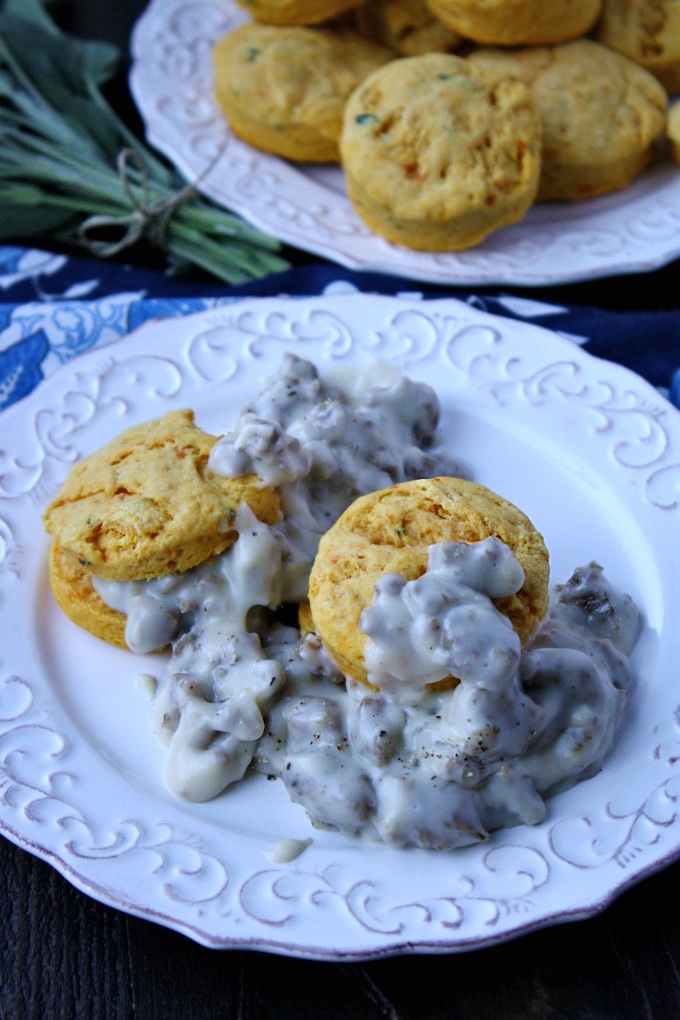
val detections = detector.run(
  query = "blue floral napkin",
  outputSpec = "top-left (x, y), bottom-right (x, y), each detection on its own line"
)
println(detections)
top-left (2, 244), bottom-right (679, 412)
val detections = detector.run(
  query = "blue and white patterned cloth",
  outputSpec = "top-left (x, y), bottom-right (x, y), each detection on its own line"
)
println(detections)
top-left (2, 244), bottom-right (680, 412)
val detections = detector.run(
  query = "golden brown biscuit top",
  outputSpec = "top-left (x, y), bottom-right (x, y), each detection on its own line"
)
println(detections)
top-left (424, 0), bottom-right (602, 46)
top-left (308, 476), bottom-right (550, 687)
top-left (234, 0), bottom-right (363, 26)
top-left (597, 0), bottom-right (680, 65)
top-left (468, 40), bottom-right (667, 165)
top-left (43, 409), bottom-right (280, 581)
top-left (341, 54), bottom-right (541, 219)
top-left (213, 22), bottom-right (392, 145)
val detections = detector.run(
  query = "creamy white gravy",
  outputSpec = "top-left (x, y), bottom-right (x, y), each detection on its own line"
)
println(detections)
top-left (94, 355), bottom-right (640, 850)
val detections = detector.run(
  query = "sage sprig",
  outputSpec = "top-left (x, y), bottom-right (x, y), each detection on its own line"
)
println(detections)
top-left (0, 0), bottom-right (290, 283)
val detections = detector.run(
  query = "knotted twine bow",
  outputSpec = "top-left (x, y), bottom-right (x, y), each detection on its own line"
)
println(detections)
top-left (78, 147), bottom-right (195, 257)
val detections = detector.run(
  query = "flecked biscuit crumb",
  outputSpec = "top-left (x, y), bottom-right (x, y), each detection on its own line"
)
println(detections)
top-left (213, 22), bottom-right (392, 162)
top-left (597, 0), bottom-right (680, 95)
top-left (468, 40), bottom-right (668, 202)
top-left (340, 53), bottom-right (542, 251)
top-left (43, 409), bottom-right (281, 581)
top-left (308, 477), bottom-right (550, 687)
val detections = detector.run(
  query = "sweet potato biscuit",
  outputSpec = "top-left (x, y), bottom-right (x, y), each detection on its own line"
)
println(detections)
top-left (354, 0), bottom-right (462, 56)
top-left (43, 409), bottom-right (280, 582)
top-left (423, 0), bottom-right (602, 46)
top-left (308, 477), bottom-right (550, 687)
top-left (213, 22), bottom-right (392, 162)
top-left (669, 102), bottom-right (680, 165)
top-left (340, 53), bottom-right (542, 250)
top-left (49, 544), bottom-right (128, 649)
top-left (298, 600), bottom-right (315, 637)
top-left (468, 40), bottom-right (668, 201)
top-left (234, 0), bottom-right (363, 25)
top-left (597, 0), bottom-right (680, 95)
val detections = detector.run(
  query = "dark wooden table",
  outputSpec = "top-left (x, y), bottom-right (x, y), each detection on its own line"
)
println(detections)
top-left (2, 2), bottom-right (680, 1017)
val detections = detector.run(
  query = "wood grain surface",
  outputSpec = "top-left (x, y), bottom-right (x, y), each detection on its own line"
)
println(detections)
top-left (3, 829), bottom-right (680, 1018)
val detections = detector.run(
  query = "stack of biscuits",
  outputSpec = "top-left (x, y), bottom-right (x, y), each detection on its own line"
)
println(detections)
top-left (211, 0), bottom-right (677, 251)
top-left (43, 410), bottom-right (280, 648)
top-left (44, 411), bottom-right (552, 702)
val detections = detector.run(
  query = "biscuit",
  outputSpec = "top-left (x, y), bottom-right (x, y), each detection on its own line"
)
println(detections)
top-left (669, 102), bottom-right (680, 165)
top-left (234, 0), bottom-right (363, 25)
top-left (340, 53), bottom-right (542, 250)
top-left (423, 0), bottom-right (602, 46)
top-left (468, 40), bottom-right (668, 201)
top-left (354, 0), bottom-right (461, 56)
top-left (213, 22), bottom-right (392, 162)
top-left (43, 409), bottom-right (281, 582)
top-left (308, 477), bottom-right (550, 687)
top-left (48, 544), bottom-right (128, 648)
top-left (597, 0), bottom-right (680, 95)
top-left (298, 600), bottom-right (315, 637)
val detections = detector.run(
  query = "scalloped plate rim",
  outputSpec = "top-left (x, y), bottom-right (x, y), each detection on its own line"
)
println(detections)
top-left (128, 0), bottom-right (680, 286)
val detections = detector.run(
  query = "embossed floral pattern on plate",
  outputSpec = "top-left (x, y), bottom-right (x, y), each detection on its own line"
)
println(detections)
top-left (128, 0), bottom-right (680, 286)
top-left (1, 295), bottom-right (679, 957)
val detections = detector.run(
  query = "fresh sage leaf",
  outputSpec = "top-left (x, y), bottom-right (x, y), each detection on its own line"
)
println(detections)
top-left (0, 0), bottom-right (289, 283)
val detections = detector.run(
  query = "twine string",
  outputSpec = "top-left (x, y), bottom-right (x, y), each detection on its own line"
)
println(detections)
top-left (78, 147), bottom-right (196, 257)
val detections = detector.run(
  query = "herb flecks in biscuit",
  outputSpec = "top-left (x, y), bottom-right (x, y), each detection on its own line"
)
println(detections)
top-left (213, 22), bottom-right (392, 162)
top-left (43, 409), bottom-right (281, 582)
top-left (340, 54), bottom-right (542, 251)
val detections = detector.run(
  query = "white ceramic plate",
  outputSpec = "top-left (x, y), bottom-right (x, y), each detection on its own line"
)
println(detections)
top-left (1, 294), bottom-right (680, 958)
top-left (128, 0), bottom-right (680, 287)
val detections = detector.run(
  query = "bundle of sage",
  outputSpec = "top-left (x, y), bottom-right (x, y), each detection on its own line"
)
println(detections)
top-left (0, 0), bottom-right (290, 283)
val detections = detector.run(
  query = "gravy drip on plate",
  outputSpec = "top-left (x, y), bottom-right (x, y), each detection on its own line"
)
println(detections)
top-left (276, 552), bottom-right (636, 849)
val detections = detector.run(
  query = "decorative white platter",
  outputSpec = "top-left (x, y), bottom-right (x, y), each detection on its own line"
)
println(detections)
top-left (1, 294), bottom-right (680, 958)
top-left (129, 0), bottom-right (680, 287)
